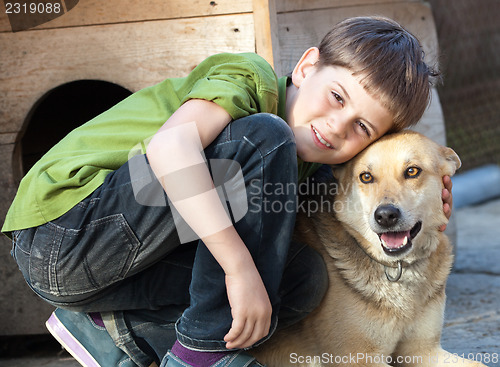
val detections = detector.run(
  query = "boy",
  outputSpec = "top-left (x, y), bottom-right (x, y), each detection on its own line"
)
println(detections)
top-left (3, 17), bottom-right (452, 367)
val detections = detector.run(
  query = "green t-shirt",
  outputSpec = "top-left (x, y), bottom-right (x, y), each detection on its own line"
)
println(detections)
top-left (2, 52), bottom-right (320, 234)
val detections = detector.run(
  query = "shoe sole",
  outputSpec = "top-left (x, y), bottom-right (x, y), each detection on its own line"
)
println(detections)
top-left (46, 312), bottom-right (101, 367)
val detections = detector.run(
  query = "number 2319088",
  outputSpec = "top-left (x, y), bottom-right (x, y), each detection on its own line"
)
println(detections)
top-left (5, 2), bottom-right (62, 14)
top-left (444, 353), bottom-right (498, 365)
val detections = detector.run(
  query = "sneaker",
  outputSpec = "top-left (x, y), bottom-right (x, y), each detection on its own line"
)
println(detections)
top-left (46, 308), bottom-right (136, 367)
top-left (161, 350), bottom-right (266, 367)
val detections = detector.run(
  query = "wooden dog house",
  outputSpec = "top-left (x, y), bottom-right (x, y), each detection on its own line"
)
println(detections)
top-left (0, 0), bottom-right (447, 334)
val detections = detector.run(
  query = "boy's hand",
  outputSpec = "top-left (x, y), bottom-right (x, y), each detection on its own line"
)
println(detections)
top-left (440, 175), bottom-right (453, 231)
top-left (224, 266), bottom-right (272, 350)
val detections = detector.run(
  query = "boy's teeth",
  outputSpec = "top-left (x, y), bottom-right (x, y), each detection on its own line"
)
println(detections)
top-left (313, 127), bottom-right (332, 148)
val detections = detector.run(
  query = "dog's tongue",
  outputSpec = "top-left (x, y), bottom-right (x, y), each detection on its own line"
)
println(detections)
top-left (380, 230), bottom-right (411, 248)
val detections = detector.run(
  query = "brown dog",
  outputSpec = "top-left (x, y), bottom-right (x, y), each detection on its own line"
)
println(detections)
top-left (254, 131), bottom-right (487, 366)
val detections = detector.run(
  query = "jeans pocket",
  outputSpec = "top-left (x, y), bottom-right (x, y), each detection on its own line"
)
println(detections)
top-left (30, 214), bottom-right (141, 296)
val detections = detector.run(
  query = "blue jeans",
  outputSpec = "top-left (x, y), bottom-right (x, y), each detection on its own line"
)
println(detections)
top-left (11, 114), bottom-right (328, 366)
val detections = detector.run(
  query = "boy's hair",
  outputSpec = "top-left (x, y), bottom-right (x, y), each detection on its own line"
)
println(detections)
top-left (318, 16), bottom-right (439, 132)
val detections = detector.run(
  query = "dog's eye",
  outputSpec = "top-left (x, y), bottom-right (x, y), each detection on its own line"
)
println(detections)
top-left (405, 167), bottom-right (421, 179)
top-left (359, 172), bottom-right (374, 184)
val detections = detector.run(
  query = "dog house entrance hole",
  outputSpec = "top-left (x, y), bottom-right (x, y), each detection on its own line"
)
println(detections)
top-left (19, 80), bottom-right (132, 174)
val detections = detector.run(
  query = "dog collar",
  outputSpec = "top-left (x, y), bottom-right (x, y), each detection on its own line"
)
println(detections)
top-left (384, 261), bottom-right (403, 282)
top-left (354, 242), bottom-right (411, 282)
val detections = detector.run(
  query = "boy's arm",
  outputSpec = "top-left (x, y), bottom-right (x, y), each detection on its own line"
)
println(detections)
top-left (146, 99), bottom-right (272, 349)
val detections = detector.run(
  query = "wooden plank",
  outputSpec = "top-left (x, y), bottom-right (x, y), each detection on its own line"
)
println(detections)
top-left (252, 0), bottom-right (281, 74)
top-left (0, 0), bottom-right (253, 32)
top-left (0, 144), bottom-right (17, 214)
top-left (0, 13), bottom-right (255, 133)
top-left (276, 2), bottom-right (439, 76)
top-left (276, 0), bottom-right (419, 13)
top-left (0, 133), bottom-right (17, 145)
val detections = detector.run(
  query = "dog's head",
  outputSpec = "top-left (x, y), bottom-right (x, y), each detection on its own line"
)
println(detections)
top-left (333, 131), bottom-right (461, 263)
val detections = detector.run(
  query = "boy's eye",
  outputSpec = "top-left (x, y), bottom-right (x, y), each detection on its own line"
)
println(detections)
top-left (332, 92), bottom-right (344, 105)
top-left (356, 121), bottom-right (370, 137)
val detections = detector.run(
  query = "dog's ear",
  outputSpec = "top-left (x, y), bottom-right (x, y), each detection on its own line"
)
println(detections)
top-left (440, 146), bottom-right (462, 176)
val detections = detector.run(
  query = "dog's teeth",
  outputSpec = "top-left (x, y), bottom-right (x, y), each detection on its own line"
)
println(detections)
top-left (381, 239), bottom-right (387, 247)
top-left (403, 236), bottom-right (408, 246)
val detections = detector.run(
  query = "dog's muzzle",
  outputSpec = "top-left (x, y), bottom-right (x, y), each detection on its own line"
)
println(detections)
top-left (374, 205), bottom-right (422, 255)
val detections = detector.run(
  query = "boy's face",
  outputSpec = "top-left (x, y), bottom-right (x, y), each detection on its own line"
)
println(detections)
top-left (286, 47), bottom-right (394, 165)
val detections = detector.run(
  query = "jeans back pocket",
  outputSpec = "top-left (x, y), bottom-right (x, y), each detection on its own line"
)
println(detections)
top-left (29, 213), bottom-right (140, 297)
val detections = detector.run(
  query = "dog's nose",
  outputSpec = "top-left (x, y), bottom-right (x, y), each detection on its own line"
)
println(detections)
top-left (374, 205), bottom-right (401, 228)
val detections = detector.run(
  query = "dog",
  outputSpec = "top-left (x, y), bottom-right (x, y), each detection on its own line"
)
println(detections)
top-left (253, 131), bottom-right (487, 366)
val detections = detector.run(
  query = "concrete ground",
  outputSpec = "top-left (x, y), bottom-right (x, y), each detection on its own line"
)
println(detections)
top-left (1, 199), bottom-right (499, 367)
top-left (440, 198), bottom-right (500, 365)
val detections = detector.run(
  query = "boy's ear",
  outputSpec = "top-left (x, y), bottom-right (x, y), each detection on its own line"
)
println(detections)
top-left (291, 47), bottom-right (320, 88)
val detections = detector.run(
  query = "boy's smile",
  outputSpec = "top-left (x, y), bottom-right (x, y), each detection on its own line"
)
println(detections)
top-left (286, 47), bottom-right (394, 165)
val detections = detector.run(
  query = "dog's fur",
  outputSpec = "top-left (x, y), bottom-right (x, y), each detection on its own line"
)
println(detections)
top-left (254, 131), bottom-right (486, 366)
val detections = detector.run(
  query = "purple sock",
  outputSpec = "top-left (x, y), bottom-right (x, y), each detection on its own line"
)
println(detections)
top-left (89, 312), bottom-right (105, 328)
top-left (171, 340), bottom-right (229, 367)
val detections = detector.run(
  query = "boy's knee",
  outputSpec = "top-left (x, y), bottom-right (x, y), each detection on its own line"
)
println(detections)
top-left (230, 113), bottom-right (296, 154)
